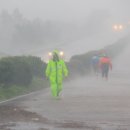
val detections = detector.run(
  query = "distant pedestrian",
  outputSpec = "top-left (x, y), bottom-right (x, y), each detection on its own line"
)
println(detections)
top-left (99, 54), bottom-right (112, 80)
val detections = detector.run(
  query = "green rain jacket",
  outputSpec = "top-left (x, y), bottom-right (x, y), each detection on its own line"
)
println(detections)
top-left (46, 59), bottom-right (68, 97)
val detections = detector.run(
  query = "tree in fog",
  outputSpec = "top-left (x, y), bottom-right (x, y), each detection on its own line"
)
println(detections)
top-left (0, 9), bottom-right (79, 55)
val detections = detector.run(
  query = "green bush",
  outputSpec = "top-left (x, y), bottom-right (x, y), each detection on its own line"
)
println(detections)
top-left (0, 57), bottom-right (33, 86)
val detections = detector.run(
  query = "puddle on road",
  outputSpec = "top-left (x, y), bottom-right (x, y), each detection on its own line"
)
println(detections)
top-left (2, 121), bottom-right (130, 130)
top-left (11, 122), bottom-right (51, 130)
top-left (0, 105), bottom-right (130, 130)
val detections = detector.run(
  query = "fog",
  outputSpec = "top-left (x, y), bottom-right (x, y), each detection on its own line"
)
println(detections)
top-left (0, 1), bottom-right (130, 128)
top-left (114, 42), bottom-right (130, 74)
top-left (0, 0), bottom-right (130, 60)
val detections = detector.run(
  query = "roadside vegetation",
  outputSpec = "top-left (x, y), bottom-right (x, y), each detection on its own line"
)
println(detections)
top-left (0, 56), bottom-right (48, 101)
top-left (68, 38), bottom-right (128, 78)
top-left (0, 38), bottom-right (128, 101)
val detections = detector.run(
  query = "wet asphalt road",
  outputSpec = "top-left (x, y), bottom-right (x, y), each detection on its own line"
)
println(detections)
top-left (0, 72), bottom-right (130, 130)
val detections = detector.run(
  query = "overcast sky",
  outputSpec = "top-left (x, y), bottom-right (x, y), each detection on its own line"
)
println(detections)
top-left (0, 0), bottom-right (130, 59)
top-left (0, 0), bottom-right (129, 23)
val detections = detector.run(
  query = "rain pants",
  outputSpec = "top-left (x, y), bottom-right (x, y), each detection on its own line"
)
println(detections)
top-left (46, 59), bottom-right (68, 97)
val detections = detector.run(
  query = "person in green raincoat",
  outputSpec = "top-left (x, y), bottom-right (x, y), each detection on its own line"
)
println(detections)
top-left (45, 50), bottom-right (68, 98)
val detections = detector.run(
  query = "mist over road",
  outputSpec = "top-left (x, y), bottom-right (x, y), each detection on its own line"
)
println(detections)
top-left (0, 1), bottom-right (130, 129)
top-left (0, 70), bottom-right (130, 130)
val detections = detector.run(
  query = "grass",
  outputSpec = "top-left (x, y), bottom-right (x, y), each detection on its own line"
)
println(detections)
top-left (0, 77), bottom-right (49, 101)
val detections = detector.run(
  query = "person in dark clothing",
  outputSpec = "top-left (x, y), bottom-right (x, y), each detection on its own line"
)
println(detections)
top-left (99, 54), bottom-right (112, 80)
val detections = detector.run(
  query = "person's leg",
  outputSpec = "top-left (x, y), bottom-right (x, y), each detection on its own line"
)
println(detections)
top-left (50, 79), bottom-right (58, 97)
top-left (102, 68), bottom-right (105, 78)
top-left (58, 82), bottom-right (62, 95)
top-left (105, 68), bottom-right (109, 80)
top-left (95, 65), bottom-right (99, 77)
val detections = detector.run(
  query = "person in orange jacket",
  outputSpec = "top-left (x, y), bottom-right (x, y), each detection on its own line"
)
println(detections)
top-left (99, 54), bottom-right (112, 80)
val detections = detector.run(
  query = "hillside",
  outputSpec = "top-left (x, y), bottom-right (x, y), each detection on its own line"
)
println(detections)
top-left (67, 36), bottom-right (129, 78)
